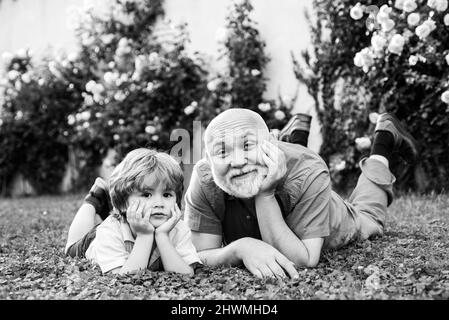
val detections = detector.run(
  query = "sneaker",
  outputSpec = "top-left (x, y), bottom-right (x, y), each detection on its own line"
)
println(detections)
top-left (375, 113), bottom-right (419, 164)
top-left (278, 113), bottom-right (312, 145)
top-left (84, 177), bottom-right (112, 220)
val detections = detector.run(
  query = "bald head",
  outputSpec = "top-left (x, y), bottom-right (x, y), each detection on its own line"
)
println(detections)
top-left (204, 109), bottom-right (270, 152)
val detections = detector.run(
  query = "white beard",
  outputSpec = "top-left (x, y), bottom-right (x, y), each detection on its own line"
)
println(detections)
top-left (211, 164), bottom-right (268, 199)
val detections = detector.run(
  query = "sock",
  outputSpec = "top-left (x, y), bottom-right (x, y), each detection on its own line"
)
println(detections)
top-left (290, 130), bottom-right (309, 147)
top-left (370, 131), bottom-right (394, 161)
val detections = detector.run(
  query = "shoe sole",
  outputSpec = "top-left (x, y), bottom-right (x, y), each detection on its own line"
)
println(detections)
top-left (378, 114), bottom-right (419, 164)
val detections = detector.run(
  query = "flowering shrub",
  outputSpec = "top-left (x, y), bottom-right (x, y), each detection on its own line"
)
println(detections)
top-left (0, 51), bottom-right (82, 194)
top-left (61, 0), bottom-right (209, 168)
top-left (200, 0), bottom-right (293, 129)
top-left (298, 0), bottom-right (449, 192)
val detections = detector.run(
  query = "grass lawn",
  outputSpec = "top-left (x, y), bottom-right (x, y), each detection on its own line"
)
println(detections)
top-left (0, 193), bottom-right (448, 300)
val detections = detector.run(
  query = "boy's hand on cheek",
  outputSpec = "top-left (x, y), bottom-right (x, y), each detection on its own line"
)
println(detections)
top-left (155, 204), bottom-right (182, 237)
top-left (127, 199), bottom-right (155, 236)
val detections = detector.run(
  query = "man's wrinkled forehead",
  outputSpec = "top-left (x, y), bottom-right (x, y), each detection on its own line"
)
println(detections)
top-left (205, 109), bottom-right (269, 146)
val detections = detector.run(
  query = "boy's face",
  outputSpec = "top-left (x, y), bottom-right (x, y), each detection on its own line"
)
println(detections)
top-left (127, 175), bottom-right (177, 228)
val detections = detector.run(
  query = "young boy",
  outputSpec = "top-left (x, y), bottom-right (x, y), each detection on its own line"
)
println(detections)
top-left (65, 148), bottom-right (201, 275)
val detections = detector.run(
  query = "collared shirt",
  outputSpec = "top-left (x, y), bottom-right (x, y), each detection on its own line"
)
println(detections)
top-left (85, 215), bottom-right (201, 273)
top-left (185, 141), bottom-right (335, 247)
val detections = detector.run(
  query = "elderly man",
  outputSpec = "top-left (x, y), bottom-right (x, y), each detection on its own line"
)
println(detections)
top-left (184, 108), bottom-right (417, 279)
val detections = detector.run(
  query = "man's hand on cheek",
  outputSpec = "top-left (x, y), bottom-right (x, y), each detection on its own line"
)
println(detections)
top-left (126, 200), bottom-right (155, 236)
top-left (257, 140), bottom-right (287, 197)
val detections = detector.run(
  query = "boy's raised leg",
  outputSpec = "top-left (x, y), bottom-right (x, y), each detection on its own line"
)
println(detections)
top-left (65, 177), bottom-right (112, 255)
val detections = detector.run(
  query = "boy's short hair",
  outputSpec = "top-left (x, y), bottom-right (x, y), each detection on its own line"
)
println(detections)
top-left (108, 148), bottom-right (184, 215)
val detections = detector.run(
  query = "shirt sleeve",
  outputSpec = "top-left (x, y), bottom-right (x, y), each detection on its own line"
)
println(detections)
top-left (286, 169), bottom-right (331, 240)
top-left (86, 221), bottom-right (129, 274)
top-left (184, 165), bottom-right (222, 235)
top-left (173, 221), bottom-right (202, 266)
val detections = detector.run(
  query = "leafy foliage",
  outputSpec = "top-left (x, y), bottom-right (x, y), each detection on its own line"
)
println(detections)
top-left (0, 53), bottom-right (82, 194)
top-left (199, 0), bottom-right (293, 130)
top-left (296, 0), bottom-right (449, 192)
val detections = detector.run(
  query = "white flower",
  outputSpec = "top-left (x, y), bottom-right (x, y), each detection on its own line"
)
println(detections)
top-left (95, 112), bottom-right (102, 118)
top-left (81, 33), bottom-right (95, 47)
top-left (376, 5), bottom-right (393, 25)
top-left (86, 80), bottom-right (97, 92)
top-left (381, 19), bottom-right (395, 32)
top-left (444, 14), bottom-right (449, 26)
top-left (114, 91), bottom-right (126, 102)
top-left (67, 115), bottom-right (76, 125)
top-left (113, 134), bottom-right (120, 141)
top-left (207, 79), bottom-right (219, 92)
top-left (371, 34), bottom-right (387, 51)
top-left (215, 27), bottom-right (229, 43)
top-left (394, 0), bottom-right (405, 10)
top-left (415, 22), bottom-right (432, 39)
top-left (274, 110), bottom-right (286, 121)
top-left (424, 19), bottom-right (437, 32)
top-left (145, 125), bottom-right (156, 134)
top-left (2, 51), bottom-right (13, 64)
top-left (152, 135), bottom-right (159, 142)
top-left (258, 103), bottom-right (271, 112)
top-left (427, 0), bottom-right (448, 12)
top-left (355, 137), bottom-right (372, 151)
top-left (67, 52), bottom-right (78, 62)
top-left (83, 122), bottom-right (90, 129)
top-left (118, 119), bottom-right (125, 125)
top-left (21, 73), bottom-right (31, 84)
top-left (445, 53), bottom-right (449, 65)
top-left (350, 3), bottom-right (364, 20)
top-left (354, 48), bottom-right (375, 72)
top-left (409, 55), bottom-right (419, 65)
top-left (108, 120), bottom-right (114, 126)
top-left (148, 52), bottom-right (159, 64)
top-left (7, 70), bottom-right (20, 81)
top-left (14, 80), bottom-right (22, 91)
top-left (83, 94), bottom-right (94, 106)
top-left (100, 34), bottom-right (115, 45)
top-left (104, 71), bottom-right (118, 85)
top-left (407, 13), bottom-right (421, 26)
top-left (388, 34), bottom-right (405, 55)
top-left (15, 110), bottom-right (24, 121)
top-left (369, 112), bottom-right (379, 124)
top-left (80, 111), bottom-right (91, 121)
top-left (403, 0), bottom-right (418, 12)
top-left (335, 160), bottom-right (346, 172)
top-left (441, 90), bottom-right (449, 104)
top-left (191, 101), bottom-right (198, 108)
top-left (416, 23), bottom-right (432, 39)
top-left (184, 105), bottom-right (196, 115)
top-left (38, 79), bottom-right (45, 86)
top-left (16, 49), bottom-right (27, 59)
top-left (251, 69), bottom-right (261, 77)
top-left (146, 82), bottom-right (154, 92)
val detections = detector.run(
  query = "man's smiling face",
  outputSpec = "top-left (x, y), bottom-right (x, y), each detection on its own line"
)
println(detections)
top-left (205, 109), bottom-right (270, 199)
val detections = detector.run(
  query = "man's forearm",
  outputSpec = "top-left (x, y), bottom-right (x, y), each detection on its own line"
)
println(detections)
top-left (255, 194), bottom-right (312, 266)
top-left (197, 240), bottom-right (243, 267)
top-left (156, 233), bottom-right (193, 275)
top-left (119, 234), bottom-right (153, 275)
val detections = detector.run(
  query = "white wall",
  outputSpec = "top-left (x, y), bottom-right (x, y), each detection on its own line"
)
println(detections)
top-left (0, 0), bottom-right (321, 151)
